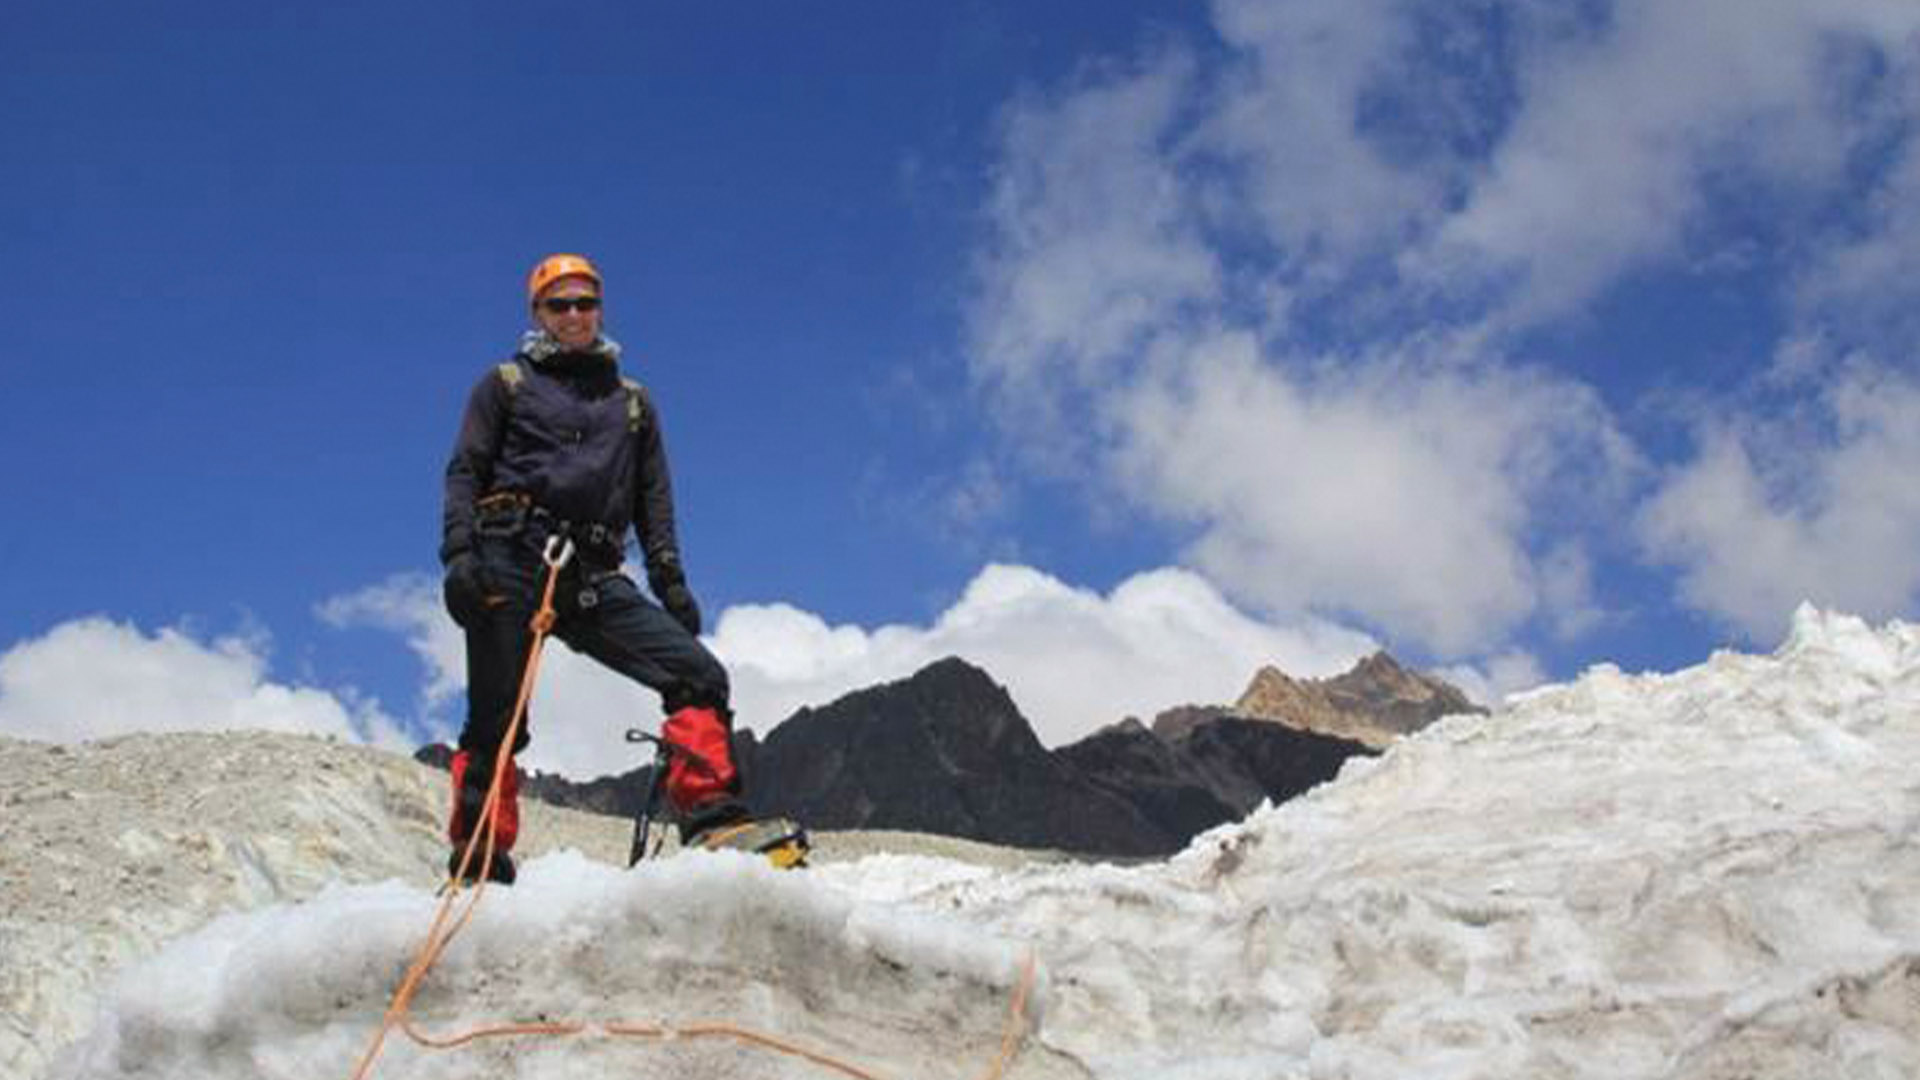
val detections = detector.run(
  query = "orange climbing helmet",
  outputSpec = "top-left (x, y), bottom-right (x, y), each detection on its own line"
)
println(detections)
top-left (526, 253), bottom-right (603, 302)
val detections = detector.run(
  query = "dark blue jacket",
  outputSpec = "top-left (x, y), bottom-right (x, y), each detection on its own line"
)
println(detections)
top-left (441, 337), bottom-right (682, 582)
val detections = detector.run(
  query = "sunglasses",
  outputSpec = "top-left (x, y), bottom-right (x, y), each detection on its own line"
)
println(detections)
top-left (540, 295), bottom-right (602, 314)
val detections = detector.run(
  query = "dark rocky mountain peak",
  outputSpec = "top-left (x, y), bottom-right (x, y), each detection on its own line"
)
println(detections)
top-left (786, 655), bottom-right (1045, 765)
top-left (1079, 715), bottom-right (1154, 743)
top-left (750, 656), bottom-right (1167, 854)
top-left (1147, 704), bottom-right (1231, 741)
top-left (416, 654), bottom-right (1404, 859)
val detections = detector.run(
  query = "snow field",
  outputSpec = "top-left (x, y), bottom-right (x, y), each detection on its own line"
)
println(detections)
top-left (16, 605), bottom-right (1920, 1079)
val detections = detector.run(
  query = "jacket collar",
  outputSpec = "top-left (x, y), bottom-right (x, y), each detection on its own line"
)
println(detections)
top-left (516, 329), bottom-right (623, 370)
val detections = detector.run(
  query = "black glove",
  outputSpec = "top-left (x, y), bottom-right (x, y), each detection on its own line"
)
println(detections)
top-left (442, 551), bottom-right (491, 627)
top-left (662, 582), bottom-right (703, 637)
top-left (650, 563), bottom-right (703, 637)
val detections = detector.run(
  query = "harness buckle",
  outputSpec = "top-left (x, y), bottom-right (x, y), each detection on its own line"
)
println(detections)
top-left (474, 491), bottom-right (532, 536)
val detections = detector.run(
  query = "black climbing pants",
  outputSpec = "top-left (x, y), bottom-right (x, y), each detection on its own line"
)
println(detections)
top-left (455, 530), bottom-right (730, 764)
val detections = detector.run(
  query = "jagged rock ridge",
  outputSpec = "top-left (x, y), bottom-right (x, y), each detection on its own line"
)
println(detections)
top-left (747, 657), bottom-right (1171, 855)
top-left (1228, 650), bottom-right (1484, 748)
top-left (436, 656), bottom-right (1410, 857)
top-left (418, 654), bottom-right (1480, 856)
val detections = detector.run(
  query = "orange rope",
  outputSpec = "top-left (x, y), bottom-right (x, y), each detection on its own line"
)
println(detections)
top-left (400, 1015), bottom-right (587, 1050)
top-left (385, 951), bottom-right (1039, 1080)
top-left (976, 952), bottom-right (1038, 1080)
top-left (346, 537), bottom-right (572, 1080)
top-left (595, 956), bottom-right (1036, 1080)
top-left (345, 535), bottom-right (1040, 1080)
top-left (602, 1021), bottom-right (891, 1080)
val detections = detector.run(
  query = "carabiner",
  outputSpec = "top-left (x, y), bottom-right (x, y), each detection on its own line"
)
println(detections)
top-left (543, 534), bottom-right (576, 570)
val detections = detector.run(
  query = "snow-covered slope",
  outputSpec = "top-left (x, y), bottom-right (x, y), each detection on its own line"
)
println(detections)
top-left (0, 731), bottom-right (1050, 1080)
top-left (2, 732), bottom-right (451, 1080)
top-left (12, 606), bottom-right (1920, 1079)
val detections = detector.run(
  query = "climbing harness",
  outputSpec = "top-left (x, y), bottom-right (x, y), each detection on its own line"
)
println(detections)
top-left (474, 488), bottom-right (626, 569)
top-left (345, 532), bottom-right (1034, 1080)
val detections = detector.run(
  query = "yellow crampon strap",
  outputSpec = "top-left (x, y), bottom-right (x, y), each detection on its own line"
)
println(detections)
top-left (696, 818), bottom-right (811, 870)
top-left (760, 837), bottom-right (810, 870)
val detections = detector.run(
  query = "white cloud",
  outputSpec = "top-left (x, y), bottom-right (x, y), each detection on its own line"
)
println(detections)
top-left (1637, 361), bottom-right (1920, 641)
top-left (1437, 650), bottom-right (1550, 712)
top-left (1200, 0), bottom-right (1920, 322)
top-left (712, 563), bottom-right (1378, 749)
top-left (1203, 0), bottom-right (1453, 266)
top-left (970, 47), bottom-right (1218, 464)
top-left (1427, 3), bottom-right (1850, 318)
top-left (0, 618), bottom-right (407, 748)
top-left (1795, 98), bottom-right (1920, 350)
top-left (321, 563), bottom-right (1378, 777)
top-left (1107, 332), bottom-right (1633, 654)
top-left (965, 0), bottom-right (1920, 660)
top-left (316, 574), bottom-right (463, 709)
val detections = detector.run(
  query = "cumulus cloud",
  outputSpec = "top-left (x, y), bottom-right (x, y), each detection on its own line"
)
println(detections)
top-left (1107, 333), bottom-right (1632, 654)
top-left (321, 563), bottom-right (1379, 778)
top-left (1794, 92), bottom-right (1920, 351)
top-left (0, 618), bottom-right (408, 748)
top-left (1637, 360), bottom-right (1920, 642)
top-left (968, 29), bottom-right (1637, 653)
top-left (1203, 0), bottom-right (1462, 268)
top-left (972, 46), bottom-right (1217, 462)
top-left (1437, 650), bottom-right (1549, 712)
top-left (966, 0), bottom-right (1920, 659)
top-left (316, 573), bottom-right (463, 709)
top-left (1421, 0), bottom-right (1913, 322)
top-left (712, 562), bottom-right (1379, 749)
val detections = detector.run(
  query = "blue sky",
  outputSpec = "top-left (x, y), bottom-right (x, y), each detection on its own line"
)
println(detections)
top-left (5, 1), bottom-right (1919, 775)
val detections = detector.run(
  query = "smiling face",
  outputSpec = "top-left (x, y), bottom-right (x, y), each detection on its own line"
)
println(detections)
top-left (532, 275), bottom-right (604, 350)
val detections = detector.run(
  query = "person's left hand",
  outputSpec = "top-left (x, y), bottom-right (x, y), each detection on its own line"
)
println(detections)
top-left (660, 581), bottom-right (702, 636)
top-left (650, 562), bottom-right (702, 636)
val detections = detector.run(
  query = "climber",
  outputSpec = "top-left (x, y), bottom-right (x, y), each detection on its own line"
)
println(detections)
top-left (438, 253), bottom-right (800, 882)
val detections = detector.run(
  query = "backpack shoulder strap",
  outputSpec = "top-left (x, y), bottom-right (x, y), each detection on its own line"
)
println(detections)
top-left (495, 359), bottom-right (638, 432)
top-left (620, 376), bottom-right (646, 434)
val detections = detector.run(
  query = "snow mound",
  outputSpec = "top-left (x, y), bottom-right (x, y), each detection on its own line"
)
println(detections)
top-left (51, 851), bottom-right (1055, 1080)
top-left (17, 606), bottom-right (1920, 1079)
top-left (998, 605), bottom-right (1920, 1078)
